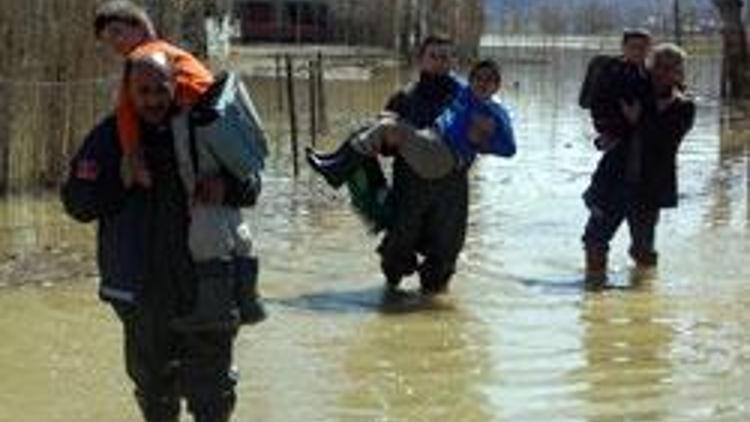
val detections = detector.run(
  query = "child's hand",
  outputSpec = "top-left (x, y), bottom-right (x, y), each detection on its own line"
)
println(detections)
top-left (620, 100), bottom-right (641, 125)
top-left (468, 115), bottom-right (496, 152)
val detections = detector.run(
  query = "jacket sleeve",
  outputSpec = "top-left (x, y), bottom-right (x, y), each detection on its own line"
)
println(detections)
top-left (590, 59), bottom-right (630, 138)
top-left (654, 99), bottom-right (696, 151)
top-left (579, 55), bottom-right (609, 109)
top-left (384, 88), bottom-right (411, 117)
top-left (61, 116), bottom-right (126, 223)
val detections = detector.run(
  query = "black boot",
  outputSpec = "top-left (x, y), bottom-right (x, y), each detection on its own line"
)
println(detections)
top-left (135, 391), bottom-right (180, 422)
top-left (234, 256), bottom-right (266, 325)
top-left (306, 141), bottom-right (366, 189)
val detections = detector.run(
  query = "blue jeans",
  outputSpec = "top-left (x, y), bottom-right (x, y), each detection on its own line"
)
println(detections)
top-left (582, 202), bottom-right (660, 265)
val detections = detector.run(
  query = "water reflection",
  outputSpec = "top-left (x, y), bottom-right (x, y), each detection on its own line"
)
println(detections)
top-left (573, 282), bottom-right (675, 422)
top-left (699, 103), bottom-right (750, 229)
top-left (336, 305), bottom-right (494, 422)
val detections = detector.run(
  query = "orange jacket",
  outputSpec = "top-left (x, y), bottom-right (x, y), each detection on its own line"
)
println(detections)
top-left (117, 40), bottom-right (214, 154)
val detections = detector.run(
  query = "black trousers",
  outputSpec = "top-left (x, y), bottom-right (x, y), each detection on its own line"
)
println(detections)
top-left (378, 158), bottom-right (469, 291)
top-left (116, 145), bottom-right (238, 422)
top-left (114, 286), bottom-right (237, 422)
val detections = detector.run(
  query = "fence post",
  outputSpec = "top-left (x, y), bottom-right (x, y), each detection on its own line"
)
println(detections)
top-left (0, 82), bottom-right (10, 194)
top-left (316, 51), bottom-right (328, 134)
top-left (285, 54), bottom-right (299, 177)
top-left (275, 54), bottom-right (284, 113)
top-left (308, 59), bottom-right (318, 147)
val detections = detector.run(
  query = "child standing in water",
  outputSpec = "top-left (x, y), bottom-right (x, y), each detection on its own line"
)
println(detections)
top-left (307, 60), bottom-right (516, 186)
top-left (94, 0), bottom-right (214, 188)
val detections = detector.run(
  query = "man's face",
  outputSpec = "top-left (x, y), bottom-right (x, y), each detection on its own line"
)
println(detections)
top-left (622, 37), bottom-right (651, 65)
top-left (418, 43), bottom-right (454, 75)
top-left (128, 65), bottom-right (174, 126)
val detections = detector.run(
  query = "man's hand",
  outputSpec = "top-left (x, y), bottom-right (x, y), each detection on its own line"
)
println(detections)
top-left (194, 176), bottom-right (226, 205)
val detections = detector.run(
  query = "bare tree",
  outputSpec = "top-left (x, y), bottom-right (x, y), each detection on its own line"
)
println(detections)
top-left (536, 4), bottom-right (567, 35)
top-left (713, 0), bottom-right (750, 99)
top-left (573, 1), bottom-right (616, 35)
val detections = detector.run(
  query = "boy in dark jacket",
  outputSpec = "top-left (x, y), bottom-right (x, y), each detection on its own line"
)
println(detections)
top-left (582, 43), bottom-right (695, 283)
top-left (580, 29), bottom-right (653, 150)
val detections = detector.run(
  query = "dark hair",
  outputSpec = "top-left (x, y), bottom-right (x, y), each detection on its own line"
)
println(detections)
top-left (94, 0), bottom-right (156, 39)
top-left (622, 28), bottom-right (652, 44)
top-left (417, 35), bottom-right (453, 57)
top-left (469, 59), bottom-right (502, 84)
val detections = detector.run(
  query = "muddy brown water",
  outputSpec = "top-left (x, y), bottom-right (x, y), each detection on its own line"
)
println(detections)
top-left (0, 48), bottom-right (748, 421)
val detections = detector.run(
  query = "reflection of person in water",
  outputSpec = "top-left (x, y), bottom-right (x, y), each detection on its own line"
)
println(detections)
top-left (574, 287), bottom-right (674, 420)
top-left (337, 310), bottom-right (494, 421)
top-left (582, 43), bottom-right (696, 283)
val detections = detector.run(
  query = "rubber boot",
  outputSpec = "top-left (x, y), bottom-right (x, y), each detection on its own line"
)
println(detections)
top-left (171, 264), bottom-right (240, 333)
top-left (629, 248), bottom-right (658, 269)
top-left (234, 256), bottom-right (266, 325)
top-left (584, 248), bottom-right (608, 286)
top-left (306, 141), bottom-right (367, 189)
top-left (135, 391), bottom-right (180, 422)
top-left (193, 412), bottom-right (231, 422)
top-left (629, 248), bottom-right (658, 281)
top-left (189, 390), bottom-right (235, 422)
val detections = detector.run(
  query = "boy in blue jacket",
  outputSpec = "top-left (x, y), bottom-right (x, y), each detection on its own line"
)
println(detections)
top-left (307, 59), bottom-right (515, 186)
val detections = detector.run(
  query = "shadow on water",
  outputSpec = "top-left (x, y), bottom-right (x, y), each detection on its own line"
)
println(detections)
top-left (273, 286), bottom-right (456, 315)
top-left (512, 268), bottom-right (659, 294)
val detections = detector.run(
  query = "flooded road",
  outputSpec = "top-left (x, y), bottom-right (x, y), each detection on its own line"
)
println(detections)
top-left (0, 48), bottom-right (749, 421)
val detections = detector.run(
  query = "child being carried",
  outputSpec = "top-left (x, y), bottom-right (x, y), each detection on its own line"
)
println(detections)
top-left (307, 59), bottom-right (516, 188)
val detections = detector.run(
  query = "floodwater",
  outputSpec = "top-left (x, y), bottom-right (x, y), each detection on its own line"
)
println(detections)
top-left (1, 46), bottom-right (749, 422)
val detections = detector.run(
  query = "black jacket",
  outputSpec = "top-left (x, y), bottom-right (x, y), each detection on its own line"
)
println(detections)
top-left (587, 56), bottom-right (652, 140)
top-left (385, 72), bottom-right (459, 129)
top-left (61, 115), bottom-right (261, 305)
top-left (585, 94), bottom-right (696, 211)
top-left (60, 116), bottom-right (146, 303)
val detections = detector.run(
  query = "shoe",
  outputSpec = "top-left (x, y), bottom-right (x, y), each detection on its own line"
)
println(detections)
top-left (306, 141), bottom-right (366, 188)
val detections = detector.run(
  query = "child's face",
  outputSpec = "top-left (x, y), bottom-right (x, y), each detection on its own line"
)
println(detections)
top-left (622, 37), bottom-right (651, 65)
top-left (100, 21), bottom-right (147, 56)
top-left (470, 68), bottom-right (500, 100)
